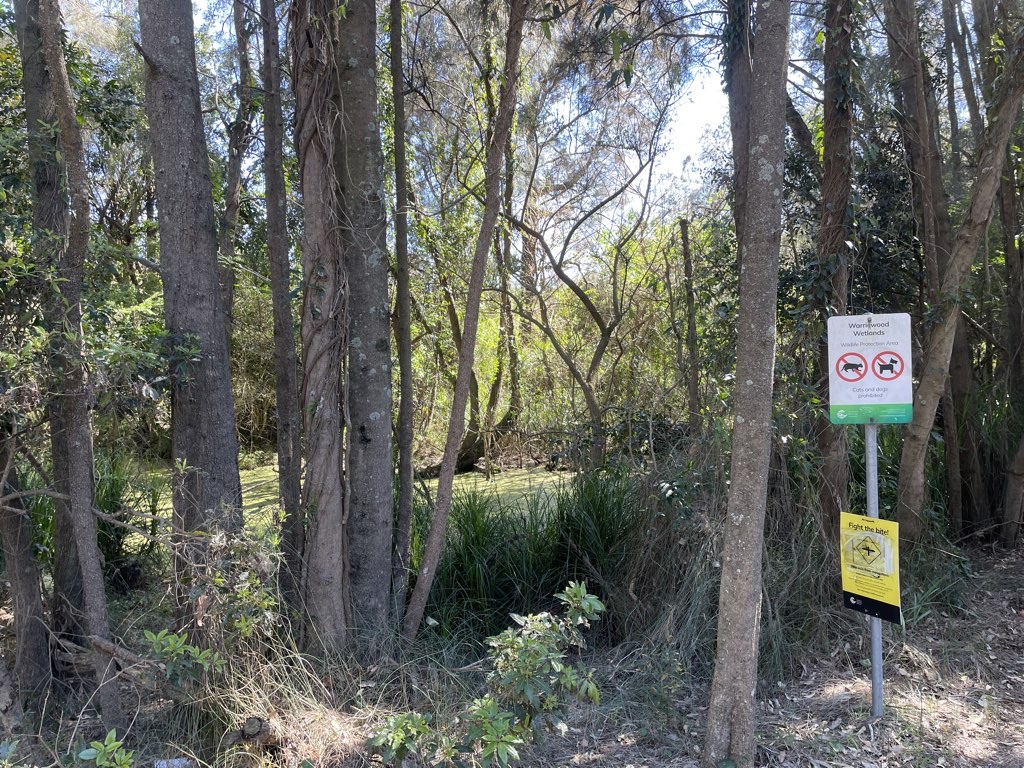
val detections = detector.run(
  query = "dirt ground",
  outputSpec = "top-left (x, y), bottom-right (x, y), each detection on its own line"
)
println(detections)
top-left (518, 546), bottom-right (1024, 768)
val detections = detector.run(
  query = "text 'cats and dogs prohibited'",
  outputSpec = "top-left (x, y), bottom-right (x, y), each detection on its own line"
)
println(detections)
top-left (827, 313), bottom-right (913, 424)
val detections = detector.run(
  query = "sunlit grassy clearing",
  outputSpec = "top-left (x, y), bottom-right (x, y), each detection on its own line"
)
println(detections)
top-left (422, 465), bottom-right (567, 504)
top-left (147, 461), bottom-right (566, 522)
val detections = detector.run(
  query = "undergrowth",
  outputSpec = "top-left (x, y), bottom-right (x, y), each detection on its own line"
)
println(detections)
top-left (2, 432), bottom-right (976, 767)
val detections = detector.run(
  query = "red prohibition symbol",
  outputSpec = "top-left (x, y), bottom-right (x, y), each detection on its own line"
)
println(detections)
top-left (836, 352), bottom-right (868, 382)
top-left (872, 351), bottom-right (905, 381)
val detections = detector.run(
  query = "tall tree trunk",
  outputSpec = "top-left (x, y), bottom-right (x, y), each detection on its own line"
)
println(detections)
top-left (389, 0), bottom-right (416, 625)
top-left (13, 0), bottom-right (83, 645)
top-left (138, 0), bottom-right (244, 605)
top-left (723, 0), bottom-right (752, 258)
top-left (499, 133), bottom-right (523, 427)
top-left (948, 0), bottom-right (984, 145)
top-left (974, 0), bottom-right (1024, 401)
top-left (402, 0), bottom-right (528, 643)
top-left (702, 0), bottom-right (790, 763)
top-left (894, 33), bottom-right (1024, 544)
top-left (218, 0), bottom-right (257, 343)
top-left (427, 243), bottom-right (488, 473)
top-left (883, 0), bottom-right (963, 515)
top-left (941, 380), bottom-right (964, 534)
top-left (999, 162), bottom-right (1024, 399)
top-left (973, 0), bottom-right (1023, 529)
top-left (335, 0), bottom-right (395, 642)
top-left (0, 429), bottom-right (50, 713)
top-left (815, 0), bottom-right (855, 539)
top-left (293, 0), bottom-right (348, 649)
top-left (1001, 433), bottom-right (1024, 546)
top-left (38, 0), bottom-right (123, 730)
top-left (261, 0), bottom-right (303, 604)
top-left (681, 219), bottom-right (701, 434)
top-left (665, 220), bottom-right (700, 433)
top-left (929, 69), bottom-right (989, 531)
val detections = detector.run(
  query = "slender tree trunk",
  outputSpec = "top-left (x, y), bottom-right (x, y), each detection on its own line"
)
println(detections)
top-left (815, 0), bottom-right (855, 539)
top-left (665, 221), bottom-right (699, 432)
top-left (499, 133), bottom-right (523, 426)
top-left (884, 0), bottom-right (1013, 543)
top-left (13, 0), bottom-right (84, 645)
top-left (0, 429), bottom-right (50, 713)
top-left (139, 0), bottom-right (244, 607)
top-left (261, 0), bottom-right (303, 603)
top-left (927, 71), bottom-right (988, 532)
top-left (943, 0), bottom-right (962, 169)
top-left (402, 0), bottom-right (528, 643)
top-left (723, 0), bottom-right (752, 257)
top-left (976, 0), bottom-right (1024, 401)
top-left (681, 219), bottom-right (701, 434)
top-left (894, 34), bottom-right (1024, 544)
top-left (974, 0), bottom-right (1023, 528)
top-left (334, 0), bottom-right (395, 642)
top-left (1001, 433), bottom-right (1024, 546)
top-left (38, 0), bottom-right (123, 730)
top-left (389, 0), bottom-right (416, 625)
top-left (218, 0), bottom-right (257, 343)
top-left (948, 0), bottom-right (984, 145)
top-left (702, 0), bottom-right (790, 763)
top-left (1005, 170), bottom-right (1024, 399)
top-left (293, 0), bottom-right (348, 650)
top-left (942, 381), bottom-right (964, 534)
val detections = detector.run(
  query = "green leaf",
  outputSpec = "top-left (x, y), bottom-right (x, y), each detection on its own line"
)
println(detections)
top-left (78, 748), bottom-right (99, 760)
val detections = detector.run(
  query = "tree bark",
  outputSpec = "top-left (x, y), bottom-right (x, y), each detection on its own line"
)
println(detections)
top-left (389, 0), bottom-right (416, 625)
top-left (261, 0), bottom-right (303, 604)
top-left (293, 0), bottom-right (348, 650)
top-left (723, 0), bottom-right (753, 258)
top-left (334, 0), bottom-right (395, 643)
top-left (0, 429), bottom-right (50, 713)
top-left (38, 0), bottom-right (124, 730)
top-left (498, 133), bottom-right (523, 428)
top-left (973, 0), bottom-right (1024, 402)
top-left (667, 219), bottom-right (701, 435)
top-left (139, 0), bottom-right (244, 607)
top-left (948, 0), bottom-right (984, 146)
top-left (402, 0), bottom-right (528, 643)
top-left (1001, 433), bottom-right (1024, 547)
top-left (12, 0), bottom-right (84, 645)
top-left (894, 32), bottom-right (1024, 544)
top-left (815, 0), bottom-right (855, 539)
top-left (702, 0), bottom-right (790, 763)
top-left (681, 219), bottom-right (701, 434)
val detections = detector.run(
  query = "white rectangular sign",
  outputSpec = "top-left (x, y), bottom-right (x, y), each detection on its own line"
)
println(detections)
top-left (827, 313), bottom-right (913, 424)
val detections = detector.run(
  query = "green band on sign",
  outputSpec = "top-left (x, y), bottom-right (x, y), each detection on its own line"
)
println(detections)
top-left (830, 403), bottom-right (912, 424)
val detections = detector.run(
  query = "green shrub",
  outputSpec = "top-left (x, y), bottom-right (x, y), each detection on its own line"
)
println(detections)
top-left (78, 730), bottom-right (133, 768)
top-left (144, 629), bottom-right (225, 687)
top-left (369, 583), bottom-right (604, 768)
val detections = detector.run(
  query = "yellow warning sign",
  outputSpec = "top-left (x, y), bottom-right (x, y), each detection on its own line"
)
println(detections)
top-left (839, 512), bottom-right (901, 623)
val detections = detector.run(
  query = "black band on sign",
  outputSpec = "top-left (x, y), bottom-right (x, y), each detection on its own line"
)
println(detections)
top-left (843, 591), bottom-right (902, 624)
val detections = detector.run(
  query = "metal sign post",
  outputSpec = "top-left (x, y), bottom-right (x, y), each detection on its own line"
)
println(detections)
top-left (864, 421), bottom-right (883, 718)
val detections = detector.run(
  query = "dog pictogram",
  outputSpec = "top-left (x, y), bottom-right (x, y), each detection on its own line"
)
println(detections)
top-left (871, 351), bottom-right (905, 381)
